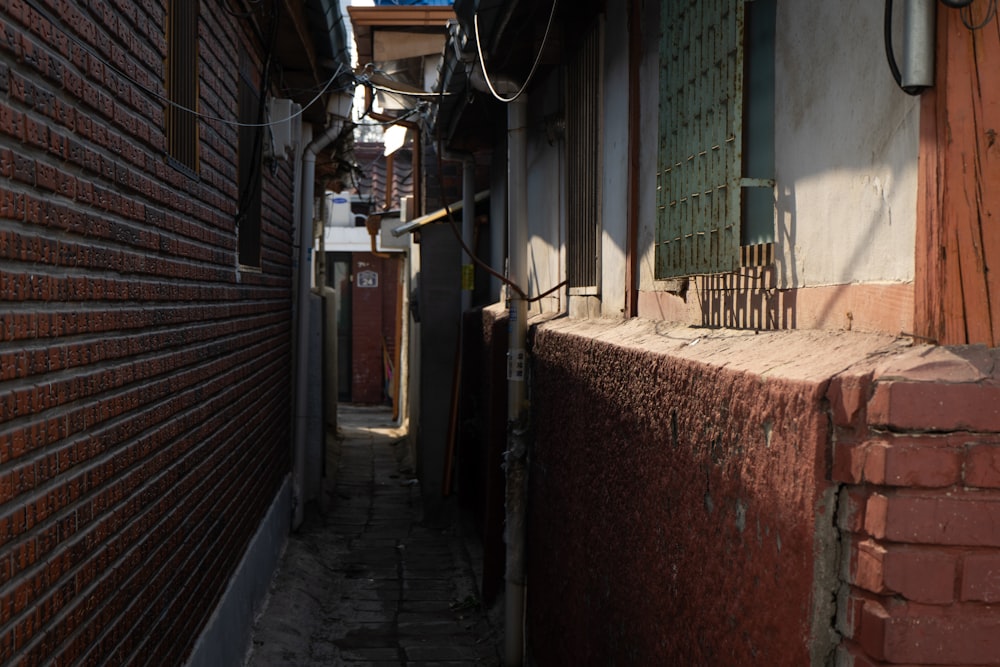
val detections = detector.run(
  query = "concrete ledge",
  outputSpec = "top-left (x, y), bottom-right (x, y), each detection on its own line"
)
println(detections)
top-left (536, 317), bottom-right (908, 381)
top-left (186, 475), bottom-right (292, 667)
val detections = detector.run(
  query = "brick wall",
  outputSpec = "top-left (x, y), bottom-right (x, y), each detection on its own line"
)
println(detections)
top-left (0, 2), bottom-right (293, 664)
top-left (520, 320), bottom-right (901, 665)
top-left (518, 319), bottom-right (1000, 665)
top-left (832, 346), bottom-right (1000, 666)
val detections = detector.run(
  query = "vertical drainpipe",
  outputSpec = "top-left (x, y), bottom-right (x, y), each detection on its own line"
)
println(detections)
top-left (490, 159), bottom-right (508, 302)
top-left (505, 95), bottom-right (529, 667)
top-left (625, 0), bottom-right (642, 318)
top-left (290, 116), bottom-right (307, 512)
top-left (293, 122), bottom-right (341, 530)
top-left (462, 158), bottom-right (476, 311)
top-left (468, 63), bottom-right (527, 665)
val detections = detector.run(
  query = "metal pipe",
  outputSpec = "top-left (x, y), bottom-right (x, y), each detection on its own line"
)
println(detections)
top-left (467, 63), bottom-right (528, 665)
top-left (490, 154), bottom-right (508, 303)
top-left (391, 190), bottom-right (490, 237)
top-left (625, 0), bottom-right (642, 317)
top-left (505, 95), bottom-right (528, 667)
top-left (293, 121), bottom-right (342, 530)
top-left (902, 0), bottom-right (936, 90)
top-left (462, 158), bottom-right (476, 311)
top-left (289, 116), bottom-right (306, 472)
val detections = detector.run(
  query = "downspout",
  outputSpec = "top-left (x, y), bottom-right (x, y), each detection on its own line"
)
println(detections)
top-left (505, 94), bottom-right (529, 667)
top-left (625, 0), bottom-right (641, 318)
top-left (443, 154), bottom-right (478, 497)
top-left (490, 156), bottom-right (508, 302)
top-left (471, 59), bottom-right (529, 666)
top-left (293, 122), bottom-right (342, 530)
top-left (365, 214), bottom-right (392, 259)
top-left (462, 157), bottom-right (476, 311)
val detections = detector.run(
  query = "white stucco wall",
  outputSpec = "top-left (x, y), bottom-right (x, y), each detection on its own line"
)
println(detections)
top-left (601, 9), bottom-right (630, 318)
top-left (637, 0), bottom-right (920, 292)
top-left (773, 0), bottom-right (919, 288)
top-left (524, 70), bottom-right (565, 315)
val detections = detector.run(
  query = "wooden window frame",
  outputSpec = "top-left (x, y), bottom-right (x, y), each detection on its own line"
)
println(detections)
top-left (237, 50), bottom-right (264, 269)
top-left (166, 0), bottom-right (200, 174)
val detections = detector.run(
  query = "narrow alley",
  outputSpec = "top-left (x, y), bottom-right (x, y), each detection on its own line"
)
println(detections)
top-left (243, 406), bottom-right (501, 666)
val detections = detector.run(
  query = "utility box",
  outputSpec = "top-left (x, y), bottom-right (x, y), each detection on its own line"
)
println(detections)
top-left (324, 190), bottom-right (352, 228)
top-left (266, 98), bottom-right (299, 158)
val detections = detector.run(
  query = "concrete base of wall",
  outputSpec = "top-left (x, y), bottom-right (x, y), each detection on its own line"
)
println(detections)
top-left (307, 294), bottom-right (325, 503)
top-left (515, 319), bottom-right (911, 665)
top-left (186, 476), bottom-right (292, 667)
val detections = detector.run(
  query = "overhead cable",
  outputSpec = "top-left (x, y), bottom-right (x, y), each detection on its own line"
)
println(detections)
top-left (473, 0), bottom-right (559, 103)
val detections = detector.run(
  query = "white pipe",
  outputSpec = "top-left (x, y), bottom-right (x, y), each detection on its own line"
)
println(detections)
top-left (505, 95), bottom-right (528, 667)
top-left (469, 65), bottom-right (529, 665)
top-left (293, 122), bottom-right (342, 530)
top-left (462, 158), bottom-right (476, 311)
top-left (490, 160), bottom-right (507, 302)
top-left (289, 118), bottom-right (306, 517)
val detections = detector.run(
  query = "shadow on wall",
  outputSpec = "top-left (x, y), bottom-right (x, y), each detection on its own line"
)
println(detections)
top-left (696, 266), bottom-right (790, 330)
top-left (526, 328), bottom-right (831, 665)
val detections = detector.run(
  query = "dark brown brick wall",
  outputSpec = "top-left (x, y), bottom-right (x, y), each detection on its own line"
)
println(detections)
top-left (0, 2), bottom-right (292, 664)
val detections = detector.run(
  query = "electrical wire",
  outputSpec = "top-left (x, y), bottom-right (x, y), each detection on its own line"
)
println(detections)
top-left (473, 0), bottom-right (559, 103)
top-left (431, 128), bottom-right (566, 303)
top-left (353, 105), bottom-right (423, 128)
top-left (960, 0), bottom-right (997, 29)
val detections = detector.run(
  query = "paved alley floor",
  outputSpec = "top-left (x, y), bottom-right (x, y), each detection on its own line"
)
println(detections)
top-left (244, 405), bottom-right (501, 666)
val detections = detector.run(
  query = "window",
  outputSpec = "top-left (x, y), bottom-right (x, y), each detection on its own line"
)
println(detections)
top-left (655, 0), bottom-right (775, 279)
top-left (237, 50), bottom-right (264, 268)
top-left (165, 0), bottom-right (200, 172)
top-left (566, 19), bottom-right (603, 292)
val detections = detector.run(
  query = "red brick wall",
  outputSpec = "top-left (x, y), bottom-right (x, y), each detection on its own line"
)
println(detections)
top-left (506, 319), bottom-right (1000, 665)
top-left (525, 321), bottom-right (844, 666)
top-left (350, 253), bottom-right (399, 404)
top-left (832, 346), bottom-right (1000, 666)
top-left (0, 3), bottom-right (292, 664)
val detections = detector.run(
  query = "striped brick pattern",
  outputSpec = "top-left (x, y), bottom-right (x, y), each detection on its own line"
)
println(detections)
top-left (0, 2), bottom-right (293, 664)
top-left (830, 347), bottom-right (1000, 666)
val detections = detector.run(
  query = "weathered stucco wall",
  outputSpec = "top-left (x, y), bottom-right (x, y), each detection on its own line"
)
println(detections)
top-left (773, 0), bottom-right (919, 289)
top-left (524, 69), bottom-right (564, 314)
top-left (525, 319), bottom-right (907, 665)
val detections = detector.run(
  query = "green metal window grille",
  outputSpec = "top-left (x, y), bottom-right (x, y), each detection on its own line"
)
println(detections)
top-left (656, 0), bottom-right (775, 279)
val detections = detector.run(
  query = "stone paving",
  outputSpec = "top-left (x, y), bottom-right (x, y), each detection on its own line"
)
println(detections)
top-left (244, 405), bottom-right (501, 666)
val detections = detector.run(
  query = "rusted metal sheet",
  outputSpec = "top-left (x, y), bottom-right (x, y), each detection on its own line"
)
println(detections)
top-left (917, 11), bottom-right (1000, 346)
top-left (656, 0), bottom-right (744, 278)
